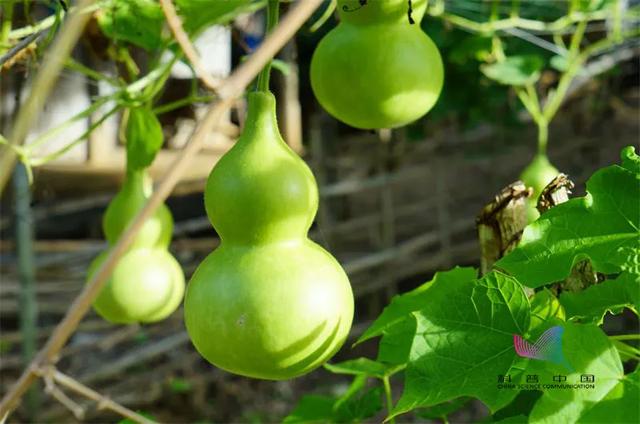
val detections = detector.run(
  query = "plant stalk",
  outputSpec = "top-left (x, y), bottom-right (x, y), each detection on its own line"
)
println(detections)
top-left (13, 162), bottom-right (40, 419)
top-left (383, 376), bottom-right (395, 424)
top-left (257, 0), bottom-right (281, 92)
top-left (1, 0), bottom-right (16, 53)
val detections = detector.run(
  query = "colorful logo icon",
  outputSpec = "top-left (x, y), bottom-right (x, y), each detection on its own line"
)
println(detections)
top-left (513, 326), bottom-right (572, 370)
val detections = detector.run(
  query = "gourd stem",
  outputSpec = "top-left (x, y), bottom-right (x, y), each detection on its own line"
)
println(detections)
top-left (256, 0), bottom-right (280, 92)
top-left (537, 119), bottom-right (548, 155)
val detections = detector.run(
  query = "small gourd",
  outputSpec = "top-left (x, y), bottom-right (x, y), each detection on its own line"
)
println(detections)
top-left (520, 154), bottom-right (560, 222)
top-left (310, 0), bottom-right (444, 129)
top-left (88, 169), bottom-right (185, 324)
top-left (184, 92), bottom-right (354, 380)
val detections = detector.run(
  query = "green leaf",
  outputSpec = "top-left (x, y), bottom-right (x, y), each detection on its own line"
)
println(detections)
top-left (415, 397), bottom-right (471, 420)
top-left (481, 55), bottom-right (544, 86)
top-left (283, 375), bottom-right (383, 423)
top-left (493, 415), bottom-right (529, 423)
top-left (97, 0), bottom-right (165, 51)
top-left (283, 395), bottom-right (335, 423)
top-left (497, 147), bottom-right (640, 287)
top-left (391, 271), bottom-right (530, 418)
top-left (577, 366), bottom-right (640, 423)
top-left (525, 323), bottom-right (624, 424)
top-left (324, 358), bottom-right (400, 379)
top-left (377, 316), bottom-right (417, 365)
top-left (126, 107), bottom-right (164, 171)
top-left (530, 289), bottom-right (565, 333)
top-left (491, 390), bottom-right (543, 423)
top-left (357, 267), bottom-right (477, 344)
top-left (98, 0), bottom-right (263, 50)
top-left (559, 272), bottom-right (640, 324)
top-left (334, 386), bottom-right (384, 422)
top-left (333, 374), bottom-right (367, 411)
top-left (609, 245), bottom-right (640, 274)
top-left (175, 0), bottom-right (264, 35)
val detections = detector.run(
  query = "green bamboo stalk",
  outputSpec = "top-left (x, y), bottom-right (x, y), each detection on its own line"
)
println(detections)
top-left (12, 162), bottom-right (40, 418)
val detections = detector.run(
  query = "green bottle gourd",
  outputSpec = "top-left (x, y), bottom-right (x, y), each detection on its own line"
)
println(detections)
top-left (520, 154), bottom-right (560, 222)
top-left (184, 92), bottom-right (354, 380)
top-left (88, 169), bottom-right (185, 324)
top-left (310, 0), bottom-right (444, 129)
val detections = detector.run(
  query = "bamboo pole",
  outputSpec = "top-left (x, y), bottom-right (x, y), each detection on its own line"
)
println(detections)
top-left (12, 162), bottom-right (39, 418)
top-left (0, 0), bottom-right (324, 417)
top-left (158, 0), bottom-right (221, 92)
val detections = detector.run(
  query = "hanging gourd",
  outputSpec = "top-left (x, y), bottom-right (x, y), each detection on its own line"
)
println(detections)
top-left (520, 153), bottom-right (560, 221)
top-left (310, 0), bottom-right (444, 129)
top-left (184, 90), bottom-right (354, 380)
top-left (87, 107), bottom-right (185, 324)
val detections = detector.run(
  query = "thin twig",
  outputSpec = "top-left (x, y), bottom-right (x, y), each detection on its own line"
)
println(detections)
top-left (0, 29), bottom-right (47, 69)
top-left (158, 0), bottom-right (221, 92)
top-left (0, 0), bottom-right (324, 417)
top-left (0, 0), bottom-right (97, 196)
top-left (43, 376), bottom-right (85, 420)
top-left (36, 366), bottom-right (155, 424)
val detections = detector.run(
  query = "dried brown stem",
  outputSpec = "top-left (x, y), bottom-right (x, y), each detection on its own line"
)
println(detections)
top-left (0, 0), bottom-right (323, 417)
top-left (158, 0), bottom-right (221, 92)
top-left (477, 181), bottom-right (533, 275)
top-left (36, 366), bottom-right (155, 424)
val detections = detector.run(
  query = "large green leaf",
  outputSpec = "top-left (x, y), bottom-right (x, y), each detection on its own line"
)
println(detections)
top-left (525, 324), bottom-right (624, 424)
top-left (282, 395), bottom-right (335, 423)
top-left (559, 272), bottom-right (640, 324)
top-left (97, 0), bottom-right (165, 51)
top-left (490, 390), bottom-right (543, 423)
top-left (357, 267), bottom-right (478, 344)
top-left (390, 272), bottom-right (530, 417)
top-left (415, 397), bottom-right (471, 420)
top-left (481, 55), bottom-right (544, 86)
top-left (530, 289), bottom-right (565, 333)
top-left (334, 386), bottom-right (383, 423)
top-left (283, 375), bottom-right (383, 423)
top-left (98, 0), bottom-right (263, 50)
top-left (497, 147), bottom-right (640, 288)
top-left (376, 316), bottom-right (417, 365)
top-left (176, 0), bottom-right (262, 35)
top-left (577, 366), bottom-right (640, 423)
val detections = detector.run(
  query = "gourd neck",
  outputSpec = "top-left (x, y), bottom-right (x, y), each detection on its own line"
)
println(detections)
top-left (238, 91), bottom-right (284, 148)
top-left (122, 169), bottom-right (152, 198)
top-left (338, 0), bottom-right (426, 26)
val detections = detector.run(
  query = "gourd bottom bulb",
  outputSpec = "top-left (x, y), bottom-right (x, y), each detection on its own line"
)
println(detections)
top-left (184, 241), bottom-right (354, 380)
